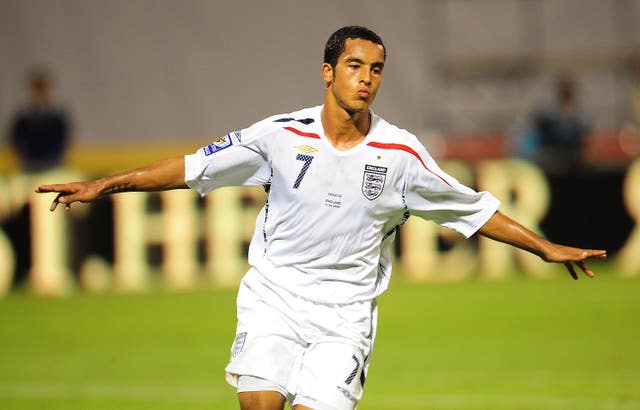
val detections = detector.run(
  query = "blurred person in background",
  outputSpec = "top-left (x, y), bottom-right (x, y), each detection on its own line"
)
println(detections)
top-left (7, 66), bottom-right (72, 173)
top-left (4, 67), bottom-right (73, 286)
top-left (511, 75), bottom-right (591, 175)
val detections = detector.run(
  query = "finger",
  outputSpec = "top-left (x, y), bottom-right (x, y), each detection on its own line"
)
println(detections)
top-left (577, 260), bottom-right (595, 278)
top-left (49, 193), bottom-right (78, 211)
top-left (36, 184), bottom-right (69, 193)
top-left (50, 194), bottom-right (63, 212)
top-left (50, 194), bottom-right (76, 212)
top-left (564, 262), bottom-right (578, 280)
top-left (587, 249), bottom-right (607, 260)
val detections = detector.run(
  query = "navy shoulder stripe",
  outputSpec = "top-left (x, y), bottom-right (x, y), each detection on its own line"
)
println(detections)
top-left (273, 117), bottom-right (315, 125)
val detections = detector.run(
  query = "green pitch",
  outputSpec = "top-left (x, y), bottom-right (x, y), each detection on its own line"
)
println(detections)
top-left (1, 267), bottom-right (638, 410)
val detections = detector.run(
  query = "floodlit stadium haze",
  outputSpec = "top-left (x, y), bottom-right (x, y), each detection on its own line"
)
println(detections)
top-left (1, 1), bottom-right (640, 409)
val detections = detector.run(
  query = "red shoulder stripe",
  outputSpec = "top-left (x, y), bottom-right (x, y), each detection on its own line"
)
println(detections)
top-left (366, 141), bottom-right (452, 187)
top-left (283, 126), bottom-right (321, 139)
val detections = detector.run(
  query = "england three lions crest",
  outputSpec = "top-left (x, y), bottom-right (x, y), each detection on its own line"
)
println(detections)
top-left (232, 332), bottom-right (247, 358)
top-left (362, 164), bottom-right (387, 200)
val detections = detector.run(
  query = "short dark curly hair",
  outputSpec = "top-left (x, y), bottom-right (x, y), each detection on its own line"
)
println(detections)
top-left (324, 26), bottom-right (386, 68)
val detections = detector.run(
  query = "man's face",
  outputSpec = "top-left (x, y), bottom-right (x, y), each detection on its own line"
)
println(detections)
top-left (323, 38), bottom-right (385, 114)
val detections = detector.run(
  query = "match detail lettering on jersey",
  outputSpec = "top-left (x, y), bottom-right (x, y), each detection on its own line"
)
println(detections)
top-left (203, 133), bottom-right (234, 156)
top-left (362, 164), bottom-right (387, 200)
top-left (324, 192), bottom-right (343, 209)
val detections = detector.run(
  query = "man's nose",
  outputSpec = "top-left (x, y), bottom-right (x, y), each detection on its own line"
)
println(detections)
top-left (360, 69), bottom-right (371, 85)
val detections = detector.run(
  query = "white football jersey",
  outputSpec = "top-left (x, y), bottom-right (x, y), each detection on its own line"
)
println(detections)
top-left (185, 105), bottom-right (500, 303)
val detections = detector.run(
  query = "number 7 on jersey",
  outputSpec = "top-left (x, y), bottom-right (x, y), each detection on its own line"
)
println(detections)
top-left (293, 154), bottom-right (313, 189)
top-left (293, 154), bottom-right (314, 189)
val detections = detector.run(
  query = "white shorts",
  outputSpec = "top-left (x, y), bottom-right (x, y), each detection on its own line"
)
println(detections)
top-left (225, 269), bottom-right (378, 410)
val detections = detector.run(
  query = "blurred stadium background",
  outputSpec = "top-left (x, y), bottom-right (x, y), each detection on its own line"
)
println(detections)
top-left (1, 1), bottom-right (639, 409)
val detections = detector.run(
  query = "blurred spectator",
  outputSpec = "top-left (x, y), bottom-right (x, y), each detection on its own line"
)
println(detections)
top-left (7, 67), bottom-right (72, 173)
top-left (511, 75), bottom-right (591, 175)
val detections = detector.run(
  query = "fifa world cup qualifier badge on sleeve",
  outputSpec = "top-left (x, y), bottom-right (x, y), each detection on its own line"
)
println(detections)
top-left (362, 164), bottom-right (387, 200)
top-left (203, 131), bottom-right (238, 156)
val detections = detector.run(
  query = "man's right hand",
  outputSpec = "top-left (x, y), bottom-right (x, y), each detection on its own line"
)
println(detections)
top-left (35, 156), bottom-right (187, 212)
top-left (35, 181), bottom-right (103, 212)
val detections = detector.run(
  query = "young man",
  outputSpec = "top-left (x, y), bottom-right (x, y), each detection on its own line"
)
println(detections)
top-left (36, 26), bottom-right (606, 410)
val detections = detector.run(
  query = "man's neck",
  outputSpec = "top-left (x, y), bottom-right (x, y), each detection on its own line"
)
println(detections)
top-left (321, 101), bottom-right (371, 151)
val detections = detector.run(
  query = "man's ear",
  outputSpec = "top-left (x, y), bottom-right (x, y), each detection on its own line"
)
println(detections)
top-left (321, 63), bottom-right (334, 86)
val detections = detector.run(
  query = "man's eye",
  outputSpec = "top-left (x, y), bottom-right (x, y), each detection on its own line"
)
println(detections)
top-left (349, 64), bottom-right (359, 69)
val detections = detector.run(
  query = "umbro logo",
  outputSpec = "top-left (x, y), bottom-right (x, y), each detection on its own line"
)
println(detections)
top-left (293, 145), bottom-right (319, 153)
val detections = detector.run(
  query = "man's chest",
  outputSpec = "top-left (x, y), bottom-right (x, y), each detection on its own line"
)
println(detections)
top-left (268, 143), bottom-right (405, 215)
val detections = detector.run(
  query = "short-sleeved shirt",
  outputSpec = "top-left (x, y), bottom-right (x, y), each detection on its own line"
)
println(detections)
top-left (185, 105), bottom-right (499, 304)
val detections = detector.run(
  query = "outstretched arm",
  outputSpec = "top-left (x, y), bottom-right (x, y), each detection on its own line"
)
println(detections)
top-left (35, 156), bottom-right (187, 211)
top-left (478, 211), bottom-right (607, 279)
